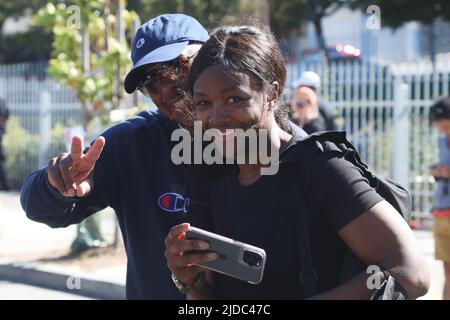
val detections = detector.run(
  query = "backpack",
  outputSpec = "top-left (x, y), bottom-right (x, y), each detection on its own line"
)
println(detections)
top-left (278, 131), bottom-right (411, 299)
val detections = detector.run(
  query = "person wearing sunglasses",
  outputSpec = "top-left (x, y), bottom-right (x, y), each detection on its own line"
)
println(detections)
top-left (20, 14), bottom-right (209, 299)
top-left (133, 49), bottom-right (201, 129)
top-left (290, 85), bottom-right (327, 134)
top-left (293, 71), bottom-right (336, 131)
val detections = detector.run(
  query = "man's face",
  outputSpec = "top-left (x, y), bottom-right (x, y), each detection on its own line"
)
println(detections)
top-left (138, 44), bottom-right (202, 128)
top-left (433, 119), bottom-right (450, 137)
top-left (291, 86), bottom-right (318, 125)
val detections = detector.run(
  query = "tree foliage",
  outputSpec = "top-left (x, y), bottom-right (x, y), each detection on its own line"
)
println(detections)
top-left (350, 0), bottom-right (450, 28)
top-left (127, 0), bottom-right (239, 30)
top-left (34, 0), bottom-right (138, 117)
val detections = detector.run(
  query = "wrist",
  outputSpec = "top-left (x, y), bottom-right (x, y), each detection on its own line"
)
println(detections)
top-left (43, 168), bottom-right (74, 202)
top-left (172, 272), bottom-right (208, 295)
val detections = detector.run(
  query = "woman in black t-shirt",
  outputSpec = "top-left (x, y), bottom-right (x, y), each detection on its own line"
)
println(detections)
top-left (164, 25), bottom-right (429, 300)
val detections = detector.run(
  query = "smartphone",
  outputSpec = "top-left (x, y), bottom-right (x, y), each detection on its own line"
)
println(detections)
top-left (184, 226), bottom-right (267, 284)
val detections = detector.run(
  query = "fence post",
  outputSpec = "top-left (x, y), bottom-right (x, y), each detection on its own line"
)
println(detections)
top-left (393, 80), bottom-right (410, 186)
top-left (0, 77), bottom-right (5, 97)
top-left (38, 91), bottom-right (51, 168)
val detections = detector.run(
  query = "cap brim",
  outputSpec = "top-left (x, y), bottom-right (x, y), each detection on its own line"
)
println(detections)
top-left (124, 41), bottom-right (189, 94)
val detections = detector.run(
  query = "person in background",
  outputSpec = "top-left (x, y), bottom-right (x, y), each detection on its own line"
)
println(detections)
top-left (290, 85), bottom-right (326, 133)
top-left (429, 97), bottom-right (450, 300)
top-left (292, 71), bottom-right (336, 132)
top-left (0, 98), bottom-right (10, 191)
top-left (20, 14), bottom-right (209, 299)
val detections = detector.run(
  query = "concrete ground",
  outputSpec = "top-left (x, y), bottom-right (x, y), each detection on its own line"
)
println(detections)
top-left (415, 230), bottom-right (445, 300)
top-left (0, 191), bottom-right (125, 299)
top-left (0, 280), bottom-right (92, 300)
top-left (0, 191), bottom-right (446, 300)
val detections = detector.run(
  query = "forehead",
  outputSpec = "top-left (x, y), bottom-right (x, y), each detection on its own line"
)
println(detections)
top-left (193, 65), bottom-right (253, 90)
top-left (434, 119), bottom-right (450, 127)
top-left (293, 86), bottom-right (315, 100)
top-left (298, 86), bottom-right (315, 94)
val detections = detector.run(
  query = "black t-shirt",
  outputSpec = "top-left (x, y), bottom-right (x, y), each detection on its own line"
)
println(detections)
top-left (199, 148), bottom-right (383, 299)
top-left (303, 116), bottom-right (327, 134)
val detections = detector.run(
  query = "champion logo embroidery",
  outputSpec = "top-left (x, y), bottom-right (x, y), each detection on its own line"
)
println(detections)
top-left (158, 192), bottom-right (190, 213)
top-left (136, 38), bottom-right (145, 48)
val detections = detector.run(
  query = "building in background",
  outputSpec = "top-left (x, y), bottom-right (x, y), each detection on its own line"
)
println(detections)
top-left (298, 7), bottom-right (450, 63)
top-left (301, 7), bottom-right (418, 62)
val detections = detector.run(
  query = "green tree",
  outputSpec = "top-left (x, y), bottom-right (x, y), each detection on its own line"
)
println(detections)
top-left (127, 0), bottom-right (239, 30)
top-left (269, 0), bottom-right (306, 38)
top-left (0, 0), bottom-right (48, 24)
top-left (34, 0), bottom-right (138, 125)
top-left (349, 0), bottom-right (450, 28)
top-left (269, 0), bottom-right (347, 62)
top-left (33, 0), bottom-right (139, 253)
top-left (0, 0), bottom-right (53, 63)
top-left (1, 29), bottom-right (52, 63)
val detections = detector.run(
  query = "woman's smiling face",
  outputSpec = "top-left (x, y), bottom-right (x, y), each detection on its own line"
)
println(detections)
top-left (193, 65), bottom-right (268, 132)
top-left (193, 65), bottom-right (272, 158)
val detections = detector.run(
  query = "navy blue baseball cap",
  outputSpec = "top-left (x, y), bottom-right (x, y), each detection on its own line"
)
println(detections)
top-left (124, 14), bottom-right (209, 94)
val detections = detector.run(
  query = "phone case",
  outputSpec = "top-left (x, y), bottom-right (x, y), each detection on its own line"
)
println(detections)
top-left (184, 227), bottom-right (266, 284)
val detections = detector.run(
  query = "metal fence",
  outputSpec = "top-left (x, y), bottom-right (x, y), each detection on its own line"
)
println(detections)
top-left (0, 62), bottom-right (82, 188)
top-left (1, 59), bottom-right (450, 217)
top-left (285, 57), bottom-right (450, 218)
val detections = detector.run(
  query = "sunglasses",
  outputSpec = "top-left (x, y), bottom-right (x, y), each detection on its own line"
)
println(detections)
top-left (294, 101), bottom-right (307, 109)
top-left (138, 52), bottom-right (197, 97)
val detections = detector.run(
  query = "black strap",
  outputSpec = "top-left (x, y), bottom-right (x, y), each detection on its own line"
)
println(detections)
top-left (295, 221), bottom-right (318, 298)
top-left (280, 164), bottom-right (319, 299)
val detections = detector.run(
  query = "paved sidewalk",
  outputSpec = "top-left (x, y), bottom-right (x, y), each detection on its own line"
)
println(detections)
top-left (0, 280), bottom-right (92, 300)
top-left (0, 191), bottom-right (126, 299)
top-left (415, 230), bottom-right (444, 300)
top-left (0, 191), bottom-right (445, 300)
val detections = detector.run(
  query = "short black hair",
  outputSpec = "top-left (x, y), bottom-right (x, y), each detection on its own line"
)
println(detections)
top-left (430, 97), bottom-right (450, 122)
top-left (189, 25), bottom-right (286, 95)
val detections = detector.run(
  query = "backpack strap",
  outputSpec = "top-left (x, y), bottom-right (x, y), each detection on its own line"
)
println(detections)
top-left (279, 161), bottom-right (319, 298)
top-left (295, 200), bottom-right (319, 298)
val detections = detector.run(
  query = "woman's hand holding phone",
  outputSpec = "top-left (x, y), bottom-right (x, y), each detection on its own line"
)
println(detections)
top-left (164, 223), bottom-right (217, 296)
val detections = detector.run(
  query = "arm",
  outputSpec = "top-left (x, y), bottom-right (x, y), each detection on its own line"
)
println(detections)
top-left (20, 136), bottom-right (107, 228)
top-left (20, 166), bottom-right (107, 228)
top-left (301, 155), bottom-right (429, 299)
top-left (311, 200), bottom-right (429, 299)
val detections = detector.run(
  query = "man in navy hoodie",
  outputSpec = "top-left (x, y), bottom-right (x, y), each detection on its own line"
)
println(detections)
top-left (20, 14), bottom-right (209, 300)
top-left (20, 14), bottom-right (307, 300)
